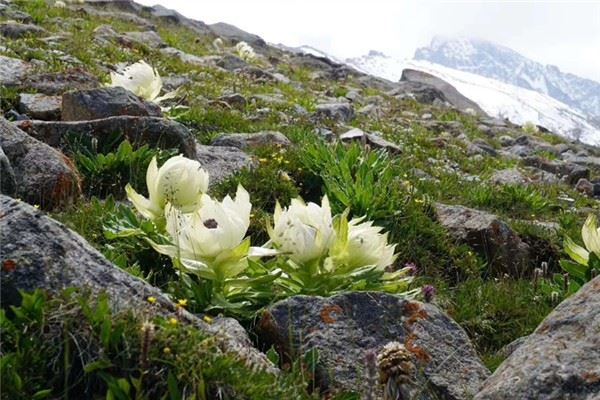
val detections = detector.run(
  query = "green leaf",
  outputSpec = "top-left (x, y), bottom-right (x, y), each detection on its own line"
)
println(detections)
top-left (32, 389), bottom-right (52, 400)
top-left (266, 346), bottom-right (280, 365)
top-left (84, 359), bottom-right (113, 373)
top-left (167, 371), bottom-right (182, 400)
top-left (303, 348), bottom-right (319, 374)
top-left (559, 259), bottom-right (587, 282)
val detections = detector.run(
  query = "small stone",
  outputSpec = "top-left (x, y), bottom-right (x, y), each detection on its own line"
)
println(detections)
top-left (314, 102), bottom-right (354, 123)
top-left (575, 178), bottom-right (594, 196)
top-left (211, 131), bottom-right (291, 150)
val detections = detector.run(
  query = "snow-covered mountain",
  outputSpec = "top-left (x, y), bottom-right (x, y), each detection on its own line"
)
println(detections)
top-left (343, 52), bottom-right (600, 145)
top-left (414, 36), bottom-right (600, 120)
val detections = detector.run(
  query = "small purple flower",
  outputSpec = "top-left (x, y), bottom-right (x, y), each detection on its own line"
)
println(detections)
top-left (405, 262), bottom-right (418, 275)
top-left (422, 284), bottom-right (435, 302)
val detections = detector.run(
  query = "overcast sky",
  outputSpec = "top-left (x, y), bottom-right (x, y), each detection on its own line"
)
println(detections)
top-left (136, 0), bottom-right (600, 82)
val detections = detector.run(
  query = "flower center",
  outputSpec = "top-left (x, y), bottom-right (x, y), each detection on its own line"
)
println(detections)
top-left (203, 219), bottom-right (218, 229)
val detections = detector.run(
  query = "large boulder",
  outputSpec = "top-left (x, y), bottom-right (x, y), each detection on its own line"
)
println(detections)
top-left (475, 277), bottom-right (600, 400)
top-left (257, 292), bottom-right (489, 399)
top-left (15, 116), bottom-right (196, 158)
top-left (0, 118), bottom-right (80, 210)
top-left (0, 195), bottom-right (276, 373)
top-left (435, 203), bottom-right (530, 275)
top-left (61, 87), bottom-right (161, 121)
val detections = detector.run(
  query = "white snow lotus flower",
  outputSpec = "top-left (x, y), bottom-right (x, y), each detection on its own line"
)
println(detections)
top-left (268, 196), bottom-right (336, 264)
top-left (331, 215), bottom-right (397, 270)
top-left (234, 41), bottom-right (256, 62)
top-left (125, 155), bottom-right (209, 220)
top-left (155, 186), bottom-right (275, 279)
top-left (564, 214), bottom-right (600, 265)
top-left (109, 60), bottom-right (177, 104)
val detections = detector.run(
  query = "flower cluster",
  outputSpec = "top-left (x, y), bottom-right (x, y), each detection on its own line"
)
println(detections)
top-left (109, 60), bottom-right (178, 105)
top-left (124, 155), bottom-right (413, 308)
top-left (235, 41), bottom-right (256, 62)
top-left (269, 197), bottom-right (396, 271)
top-left (126, 155), bottom-right (272, 282)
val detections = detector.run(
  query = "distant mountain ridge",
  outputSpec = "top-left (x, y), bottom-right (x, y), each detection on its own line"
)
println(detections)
top-left (414, 36), bottom-right (600, 120)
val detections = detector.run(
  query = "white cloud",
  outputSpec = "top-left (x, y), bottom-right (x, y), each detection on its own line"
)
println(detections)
top-left (136, 0), bottom-right (600, 81)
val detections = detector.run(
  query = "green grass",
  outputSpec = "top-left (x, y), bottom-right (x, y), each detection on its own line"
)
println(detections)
top-left (444, 278), bottom-right (554, 370)
top-left (0, 289), bottom-right (317, 400)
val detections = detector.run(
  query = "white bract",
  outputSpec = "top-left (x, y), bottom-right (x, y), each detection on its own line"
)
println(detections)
top-left (109, 60), bottom-right (177, 104)
top-left (235, 41), bottom-right (256, 62)
top-left (333, 216), bottom-right (397, 270)
top-left (269, 196), bottom-right (335, 264)
top-left (213, 37), bottom-right (224, 53)
top-left (565, 214), bottom-right (600, 265)
top-left (126, 155), bottom-right (209, 219)
top-left (54, 1), bottom-right (66, 7)
top-left (155, 186), bottom-right (274, 279)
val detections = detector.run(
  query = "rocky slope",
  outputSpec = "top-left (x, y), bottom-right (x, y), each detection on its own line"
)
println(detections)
top-left (1, 1), bottom-right (599, 399)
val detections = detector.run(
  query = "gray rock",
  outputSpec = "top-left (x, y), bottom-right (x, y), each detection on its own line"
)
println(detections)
top-left (159, 47), bottom-right (213, 66)
top-left (0, 55), bottom-right (32, 87)
top-left (498, 135), bottom-right (515, 147)
top-left (147, 4), bottom-right (211, 36)
top-left (0, 118), bottom-right (80, 210)
top-left (314, 102), bottom-right (354, 123)
top-left (339, 128), bottom-right (402, 154)
top-left (489, 168), bottom-right (529, 186)
top-left (475, 277), bottom-right (600, 400)
top-left (356, 103), bottom-right (380, 117)
top-left (526, 167), bottom-right (559, 184)
top-left (435, 203), bottom-right (530, 275)
top-left (211, 131), bottom-right (291, 150)
top-left (257, 292), bottom-right (489, 399)
top-left (468, 139), bottom-right (497, 156)
top-left (400, 69), bottom-right (487, 116)
top-left (0, 145), bottom-right (16, 196)
top-left (76, 6), bottom-right (154, 30)
top-left (218, 93), bottom-right (247, 109)
top-left (0, 5), bottom-right (32, 23)
top-left (209, 22), bottom-right (266, 48)
top-left (576, 178), bottom-right (594, 196)
top-left (0, 195), bottom-right (276, 373)
top-left (250, 94), bottom-right (286, 106)
top-left (22, 69), bottom-right (101, 95)
top-left (195, 143), bottom-right (252, 185)
top-left (61, 87), bottom-right (161, 121)
top-left (18, 93), bottom-right (62, 120)
top-left (0, 21), bottom-right (45, 38)
top-left (121, 30), bottom-right (165, 48)
top-left (16, 117), bottom-right (196, 158)
top-left (216, 54), bottom-right (249, 71)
